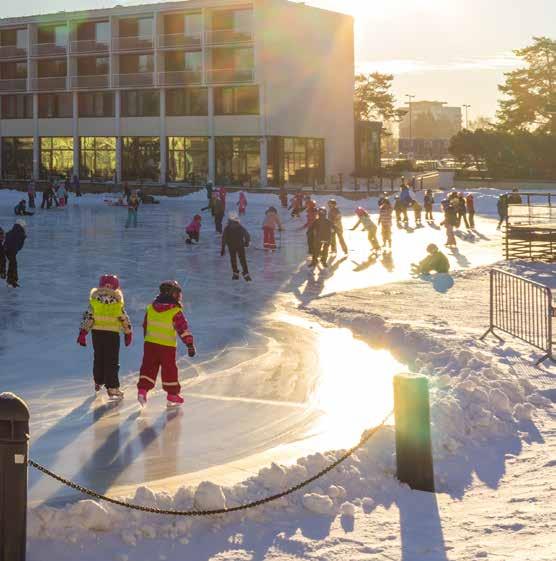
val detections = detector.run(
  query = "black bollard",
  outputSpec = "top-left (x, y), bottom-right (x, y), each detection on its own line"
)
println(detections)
top-left (393, 374), bottom-right (435, 493)
top-left (0, 392), bottom-right (29, 561)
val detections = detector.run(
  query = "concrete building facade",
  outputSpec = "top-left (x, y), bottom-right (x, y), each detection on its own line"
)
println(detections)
top-left (0, 0), bottom-right (355, 186)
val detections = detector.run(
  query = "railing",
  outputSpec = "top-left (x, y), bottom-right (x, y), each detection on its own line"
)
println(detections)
top-left (481, 268), bottom-right (555, 365)
top-left (157, 33), bottom-right (202, 49)
top-left (112, 35), bottom-right (153, 51)
top-left (31, 43), bottom-right (67, 57)
top-left (0, 78), bottom-right (27, 92)
top-left (70, 39), bottom-right (109, 54)
top-left (0, 45), bottom-right (27, 59)
top-left (206, 68), bottom-right (254, 84)
top-left (204, 29), bottom-right (253, 45)
top-left (70, 74), bottom-right (109, 89)
top-left (113, 72), bottom-right (154, 88)
top-left (158, 70), bottom-right (202, 86)
top-left (30, 76), bottom-right (67, 91)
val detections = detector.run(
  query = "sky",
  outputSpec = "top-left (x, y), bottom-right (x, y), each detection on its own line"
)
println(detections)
top-left (1, 0), bottom-right (555, 120)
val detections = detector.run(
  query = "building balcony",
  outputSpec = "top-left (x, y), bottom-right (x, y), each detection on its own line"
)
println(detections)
top-left (0, 45), bottom-right (27, 59)
top-left (158, 70), bottom-right (202, 86)
top-left (0, 77), bottom-right (27, 91)
top-left (157, 33), bottom-right (202, 49)
top-left (206, 68), bottom-right (254, 84)
top-left (31, 43), bottom-right (68, 57)
top-left (113, 72), bottom-right (154, 88)
top-left (70, 74), bottom-right (109, 89)
top-left (31, 76), bottom-right (67, 91)
top-left (70, 39), bottom-right (110, 54)
top-left (204, 29), bottom-right (253, 45)
top-left (112, 36), bottom-right (153, 52)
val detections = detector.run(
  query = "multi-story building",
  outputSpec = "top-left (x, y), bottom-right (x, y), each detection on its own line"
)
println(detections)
top-left (0, 0), bottom-right (354, 187)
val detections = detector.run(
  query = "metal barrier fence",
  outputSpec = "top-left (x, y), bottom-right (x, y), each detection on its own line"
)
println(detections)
top-left (481, 269), bottom-right (555, 365)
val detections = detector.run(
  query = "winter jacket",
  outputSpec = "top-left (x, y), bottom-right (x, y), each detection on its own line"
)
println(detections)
top-left (303, 202), bottom-right (318, 229)
top-left (444, 205), bottom-right (458, 227)
top-left (308, 217), bottom-right (337, 244)
top-left (5, 224), bottom-right (26, 254)
top-left (378, 204), bottom-right (393, 228)
top-left (466, 195), bottom-right (475, 212)
top-left (14, 202), bottom-right (31, 216)
top-left (497, 196), bottom-right (508, 217)
top-left (328, 207), bottom-right (343, 230)
top-left (352, 214), bottom-right (377, 235)
top-left (416, 251), bottom-right (450, 274)
top-left (222, 220), bottom-right (251, 252)
top-left (143, 294), bottom-right (194, 347)
top-left (263, 211), bottom-right (282, 231)
top-left (412, 201), bottom-right (422, 214)
top-left (80, 287), bottom-right (132, 334)
top-left (400, 187), bottom-right (412, 207)
top-left (27, 182), bottom-right (36, 195)
top-left (424, 194), bottom-right (434, 208)
top-left (128, 195), bottom-right (140, 211)
top-left (507, 193), bottom-right (522, 205)
top-left (203, 197), bottom-right (225, 217)
top-left (186, 218), bottom-right (202, 235)
top-left (238, 192), bottom-right (247, 210)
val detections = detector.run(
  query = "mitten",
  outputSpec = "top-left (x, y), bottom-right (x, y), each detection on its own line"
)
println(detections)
top-left (187, 344), bottom-right (196, 358)
top-left (77, 330), bottom-right (87, 347)
top-left (125, 332), bottom-right (133, 347)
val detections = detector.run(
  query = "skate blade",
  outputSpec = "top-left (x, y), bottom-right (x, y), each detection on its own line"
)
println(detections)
top-left (107, 395), bottom-right (124, 402)
top-left (166, 401), bottom-right (184, 408)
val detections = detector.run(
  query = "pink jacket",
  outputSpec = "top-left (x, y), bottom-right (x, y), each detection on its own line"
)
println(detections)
top-left (238, 192), bottom-right (247, 210)
top-left (263, 211), bottom-right (282, 230)
top-left (186, 218), bottom-right (201, 234)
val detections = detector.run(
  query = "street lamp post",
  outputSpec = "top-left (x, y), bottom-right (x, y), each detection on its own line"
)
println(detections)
top-left (406, 94), bottom-right (415, 157)
top-left (463, 104), bottom-right (471, 129)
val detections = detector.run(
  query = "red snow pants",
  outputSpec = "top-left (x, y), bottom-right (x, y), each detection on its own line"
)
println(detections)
top-left (263, 227), bottom-right (276, 250)
top-left (138, 342), bottom-right (181, 395)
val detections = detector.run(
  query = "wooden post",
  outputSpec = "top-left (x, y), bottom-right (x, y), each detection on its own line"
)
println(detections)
top-left (393, 374), bottom-right (435, 493)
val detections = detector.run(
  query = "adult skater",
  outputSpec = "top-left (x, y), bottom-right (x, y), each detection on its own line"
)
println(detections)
top-left (205, 179), bottom-right (214, 201)
top-left (0, 227), bottom-right (5, 280)
top-left (412, 199), bottom-right (423, 227)
top-left (4, 219), bottom-right (26, 288)
top-left (399, 184), bottom-right (412, 225)
top-left (41, 183), bottom-right (54, 209)
top-left (466, 193), bottom-right (475, 229)
top-left (72, 174), bottom-right (81, 197)
top-left (497, 194), bottom-right (508, 230)
top-left (412, 244), bottom-right (450, 275)
top-left (185, 214), bottom-right (202, 244)
top-left (308, 207), bottom-right (337, 267)
top-left (378, 199), bottom-right (393, 251)
top-left (327, 199), bottom-right (348, 255)
top-left (137, 280), bottom-right (196, 408)
top-left (27, 180), bottom-right (36, 209)
top-left (217, 186), bottom-right (227, 210)
top-left (262, 206), bottom-right (282, 251)
top-left (351, 207), bottom-right (380, 253)
top-left (202, 193), bottom-right (225, 234)
top-left (77, 275), bottom-right (133, 400)
top-left (443, 200), bottom-right (458, 248)
top-left (424, 189), bottom-right (434, 221)
top-left (456, 193), bottom-right (469, 229)
top-left (221, 212), bottom-right (252, 281)
top-left (394, 196), bottom-right (404, 227)
top-left (238, 191), bottom-right (248, 215)
top-left (125, 191), bottom-right (140, 228)
top-left (14, 200), bottom-right (34, 216)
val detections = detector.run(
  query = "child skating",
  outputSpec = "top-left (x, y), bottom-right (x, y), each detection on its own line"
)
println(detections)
top-left (77, 275), bottom-right (132, 400)
top-left (262, 206), bottom-right (282, 251)
top-left (137, 280), bottom-right (196, 408)
top-left (238, 191), bottom-right (248, 215)
top-left (351, 207), bottom-right (381, 253)
top-left (185, 214), bottom-right (202, 244)
top-left (378, 199), bottom-right (393, 251)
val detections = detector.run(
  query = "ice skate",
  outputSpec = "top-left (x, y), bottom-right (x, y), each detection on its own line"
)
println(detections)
top-left (167, 394), bottom-right (184, 408)
top-left (138, 389), bottom-right (148, 407)
top-left (232, 272), bottom-right (240, 280)
top-left (107, 388), bottom-right (124, 401)
top-left (94, 383), bottom-right (102, 394)
top-left (243, 273), bottom-right (252, 282)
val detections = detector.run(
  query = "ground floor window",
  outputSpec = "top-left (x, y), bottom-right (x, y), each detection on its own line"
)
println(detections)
top-left (80, 137), bottom-right (116, 181)
top-left (40, 137), bottom-right (74, 179)
top-left (1, 137), bottom-right (33, 180)
top-left (167, 137), bottom-right (208, 185)
top-left (122, 137), bottom-right (160, 181)
top-left (215, 136), bottom-right (260, 186)
top-left (267, 137), bottom-right (325, 186)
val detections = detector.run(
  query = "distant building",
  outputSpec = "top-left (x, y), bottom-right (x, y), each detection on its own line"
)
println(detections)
top-left (354, 120), bottom-right (381, 177)
top-left (399, 101), bottom-right (461, 159)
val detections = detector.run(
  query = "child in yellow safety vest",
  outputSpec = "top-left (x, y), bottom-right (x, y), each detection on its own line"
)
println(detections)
top-left (77, 274), bottom-right (132, 400)
top-left (137, 280), bottom-right (196, 408)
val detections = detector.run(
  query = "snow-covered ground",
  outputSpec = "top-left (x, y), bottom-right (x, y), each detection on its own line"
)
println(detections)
top-left (0, 187), bottom-right (554, 560)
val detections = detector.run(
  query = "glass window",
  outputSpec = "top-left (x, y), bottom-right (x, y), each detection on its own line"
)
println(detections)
top-left (40, 137), bottom-right (74, 179)
top-left (184, 13), bottom-right (202, 35)
top-left (1, 28), bottom-right (28, 49)
top-left (281, 137), bottom-right (325, 185)
top-left (79, 137), bottom-right (116, 180)
top-left (38, 93), bottom-right (73, 118)
top-left (77, 57), bottom-right (108, 75)
top-left (119, 17), bottom-right (153, 37)
top-left (214, 86), bottom-right (259, 115)
top-left (212, 47), bottom-right (254, 69)
top-left (166, 88), bottom-right (208, 116)
top-left (121, 90), bottom-right (159, 117)
top-left (120, 54), bottom-right (154, 74)
top-left (212, 9), bottom-right (253, 31)
top-left (78, 92), bottom-right (114, 117)
top-left (0, 62), bottom-right (27, 79)
top-left (1, 137), bottom-right (33, 179)
top-left (167, 136), bottom-right (208, 184)
top-left (38, 24), bottom-right (67, 46)
top-left (215, 136), bottom-right (260, 186)
top-left (1, 95), bottom-right (33, 119)
top-left (122, 137), bottom-right (160, 181)
top-left (95, 22), bottom-right (110, 43)
top-left (37, 59), bottom-right (66, 77)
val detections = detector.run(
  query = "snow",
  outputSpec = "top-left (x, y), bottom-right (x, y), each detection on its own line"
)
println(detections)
top-left (0, 187), bottom-right (554, 560)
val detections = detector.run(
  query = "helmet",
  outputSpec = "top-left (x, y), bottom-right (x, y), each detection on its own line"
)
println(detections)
top-left (228, 211), bottom-right (239, 221)
top-left (159, 280), bottom-right (183, 302)
top-left (20, 199), bottom-right (26, 204)
top-left (328, 199), bottom-right (337, 206)
top-left (427, 244), bottom-right (439, 254)
top-left (99, 274), bottom-right (120, 290)
top-left (193, 214), bottom-right (202, 221)
top-left (318, 207), bottom-right (327, 216)
top-left (355, 207), bottom-right (366, 217)
top-left (15, 219), bottom-right (27, 230)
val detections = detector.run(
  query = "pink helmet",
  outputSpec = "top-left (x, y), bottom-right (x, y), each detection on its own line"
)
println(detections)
top-left (99, 274), bottom-right (120, 290)
top-left (355, 207), bottom-right (367, 217)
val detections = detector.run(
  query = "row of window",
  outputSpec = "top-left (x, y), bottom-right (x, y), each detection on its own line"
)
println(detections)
top-left (0, 87), bottom-right (260, 118)
top-left (1, 136), bottom-right (325, 186)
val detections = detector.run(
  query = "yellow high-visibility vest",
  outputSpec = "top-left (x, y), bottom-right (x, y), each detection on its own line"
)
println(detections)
top-left (90, 297), bottom-right (124, 333)
top-left (144, 305), bottom-right (179, 348)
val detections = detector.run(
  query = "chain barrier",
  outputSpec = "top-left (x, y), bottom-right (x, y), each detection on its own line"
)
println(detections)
top-left (28, 410), bottom-right (393, 517)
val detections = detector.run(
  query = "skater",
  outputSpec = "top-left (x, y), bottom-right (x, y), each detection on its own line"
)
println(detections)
top-left (41, 183), bottom-right (54, 209)
top-left (378, 199), bottom-right (393, 250)
top-left (221, 213), bottom-right (251, 281)
top-left (308, 207), bottom-right (337, 267)
top-left (507, 188), bottom-right (522, 205)
top-left (302, 198), bottom-right (318, 255)
top-left (412, 244), bottom-right (450, 275)
top-left (456, 193), bottom-right (469, 229)
top-left (288, 191), bottom-right (304, 218)
top-left (443, 200), bottom-right (458, 248)
top-left (27, 180), bottom-right (36, 209)
top-left (202, 193), bottom-right (225, 234)
top-left (4, 219), bottom-right (26, 288)
top-left (77, 275), bottom-right (133, 400)
top-left (185, 214), bottom-right (202, 244)
top-left (0, 227), bottom-right (5, 280)
top-left (351, 207), bottom-right (380, 253)
top-left (424, 189), bottom-right (434, 221)
top-left (394, 196), bottom-right (404, 227)
top-left (412, 199), bottom-right (423, 227)
top-left (399, 184), bottom-right (412, 224)
top-left (123, 182), bottom-right (131, 204)
top-left (262, 206), bottom-right (282, 251)
top-left (238, 191), bottom-right (248, 215)
top-left (57, 181), bottom-right (67, 208)
top-left (217, 186), bottom-right (227, 210)
top-left (279, 186), bottom-right (288, 209)
top-left (125, 191), bottom-right (139, 228)
top-left (14, 200), bottom-right (34, 216)
top-left (327, 199), bottom-right (348, 255)
top-left (72, 174), bottom-right (81, 197)
top-left (205, 179), bottom-right (214, 201)
top-left (497, 194), bottom-right (508, 230)
top-left (466, 193), bottom-right (475, 229)
top-left (137, 280), bottom-right (196, 408)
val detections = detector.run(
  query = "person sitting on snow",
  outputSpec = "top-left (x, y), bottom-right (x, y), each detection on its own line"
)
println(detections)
top-left (412, 244), bottom-right (450, 275)
top-left (14, 200), bottom-right (34, 216)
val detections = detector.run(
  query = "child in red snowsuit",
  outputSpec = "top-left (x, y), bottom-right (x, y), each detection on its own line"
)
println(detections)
top-left (237, 191), bottom-right (247, 215)
top-left (137, 280), bottom-right (196, 407)
top-left (185, 215), bottom-right (202, 244)
top-left (289, 191), bottom-right (304, 217)
top-left (263, 206), bottom-right (283, 250)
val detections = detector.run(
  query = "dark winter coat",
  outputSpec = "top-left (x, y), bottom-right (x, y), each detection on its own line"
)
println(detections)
top-left (221, 220), bottom-right (251, 252)
top-left (5, 224), bottom-right (26, 254)
top-left (444, 205), bottom-right (458, 227)
top-left (309, 217), bottom-right (337, 244)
